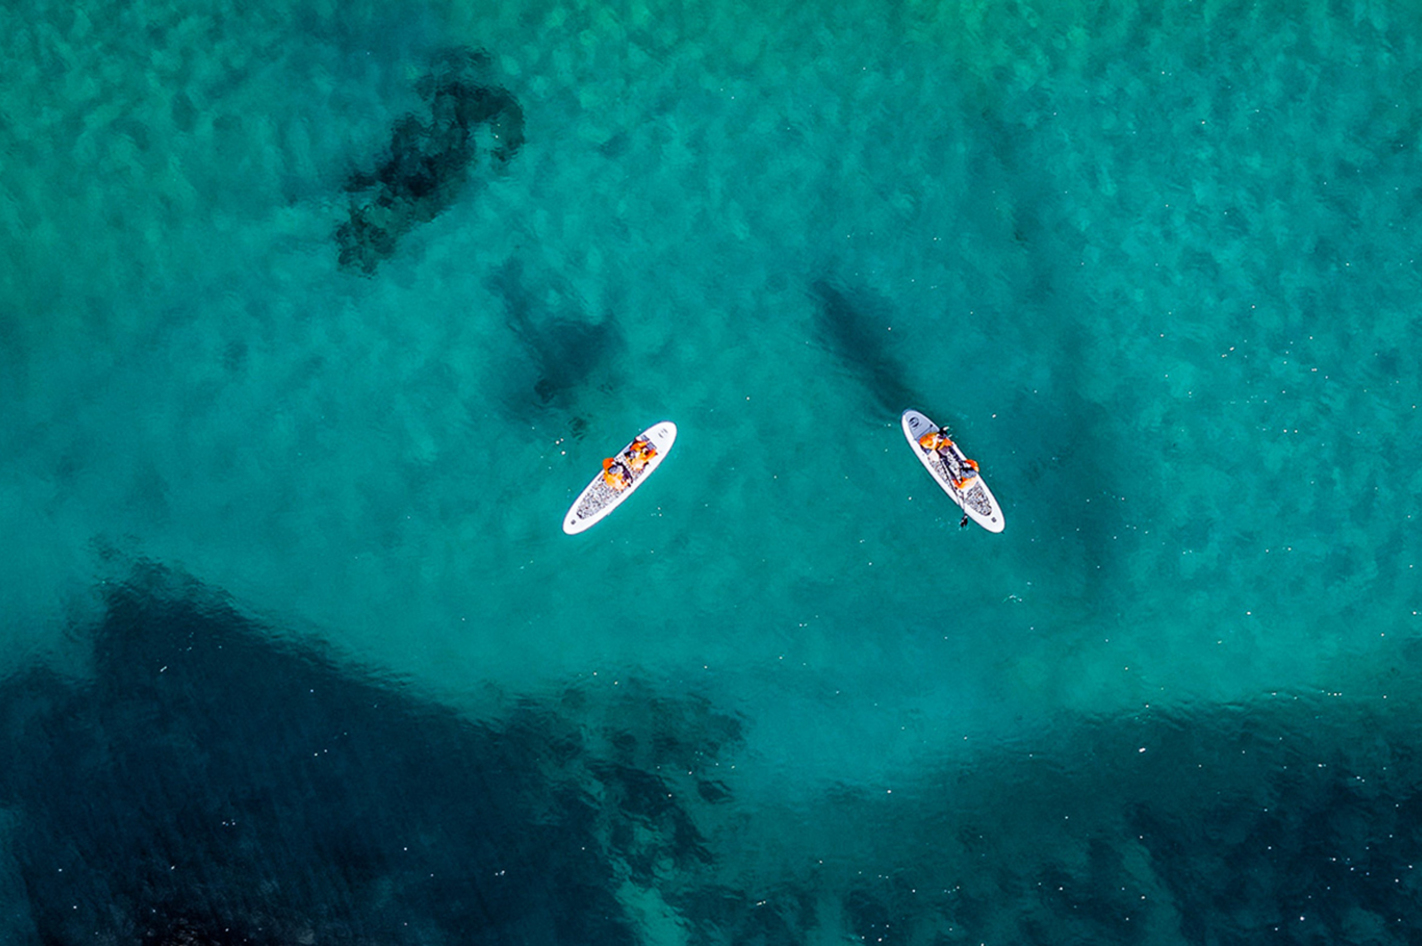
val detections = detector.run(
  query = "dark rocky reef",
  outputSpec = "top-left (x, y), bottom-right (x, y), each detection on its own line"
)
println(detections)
top-left (337, 48), bottom-right (525, 274)
top-left (0, 564), bottom-right (735, 945)
top-left (8, 563), bottom-right (1421, 945)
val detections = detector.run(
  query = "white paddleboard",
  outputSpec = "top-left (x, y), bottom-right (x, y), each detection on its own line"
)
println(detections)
top-left (563, 421), bottom-right (677, 534)
top-left (901, 409), bottom-right (1004, 533)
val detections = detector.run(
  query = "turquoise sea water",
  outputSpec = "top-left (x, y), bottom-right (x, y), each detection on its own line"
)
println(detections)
top-left (3, 0), bottom-right (1421, 941)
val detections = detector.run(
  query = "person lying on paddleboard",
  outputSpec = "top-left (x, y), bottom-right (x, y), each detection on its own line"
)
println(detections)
top-left (602, 457), bottom-right (632, 490)
top-left (918, 427), bottom-right (980, 490)
top-left (917, 427), bottom-right (953, 454)
top-left (624, 436), bottom-right (657, 472)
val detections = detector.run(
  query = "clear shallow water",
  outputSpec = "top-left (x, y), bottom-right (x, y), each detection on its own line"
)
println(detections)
top-left (2, 0), bottom-right (1421, 941)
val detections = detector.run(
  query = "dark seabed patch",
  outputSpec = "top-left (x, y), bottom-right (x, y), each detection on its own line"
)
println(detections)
top-left (5, 564), bottom-right (1422, 945)
top-left (721, 689), bottom-right (1422, 946)
top-left (808, 279), bottom-right (922, 419)
top-left (336, 48), bottom-right (525, 274)
top-left (0, 564), bottom-right (734, 945)
top-left (486, 257), bottom-right (624, 414)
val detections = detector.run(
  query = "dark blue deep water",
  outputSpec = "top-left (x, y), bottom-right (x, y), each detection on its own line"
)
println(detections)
top-left (3, 0), bottom-right (1421, 942)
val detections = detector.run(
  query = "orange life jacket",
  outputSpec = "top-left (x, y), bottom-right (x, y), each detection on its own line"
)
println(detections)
top-left (602, 458), bottom-right (629, 488)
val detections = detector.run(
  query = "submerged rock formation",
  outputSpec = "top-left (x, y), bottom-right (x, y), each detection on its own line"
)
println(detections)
top-left (7, 565), bottom-right (1418, 944)
top-left (337, 48), bottom-right (525, 274)
top-left (486, 257), bottom-right (624, 412)
top-left (0, 564), bottom-right (733, 945)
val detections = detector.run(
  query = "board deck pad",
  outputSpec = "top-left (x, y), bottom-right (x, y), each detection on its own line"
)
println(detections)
top-left (901, 409), bottom-right (1004, 533)
top-left (563, 421), bottom-right (677, 534)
